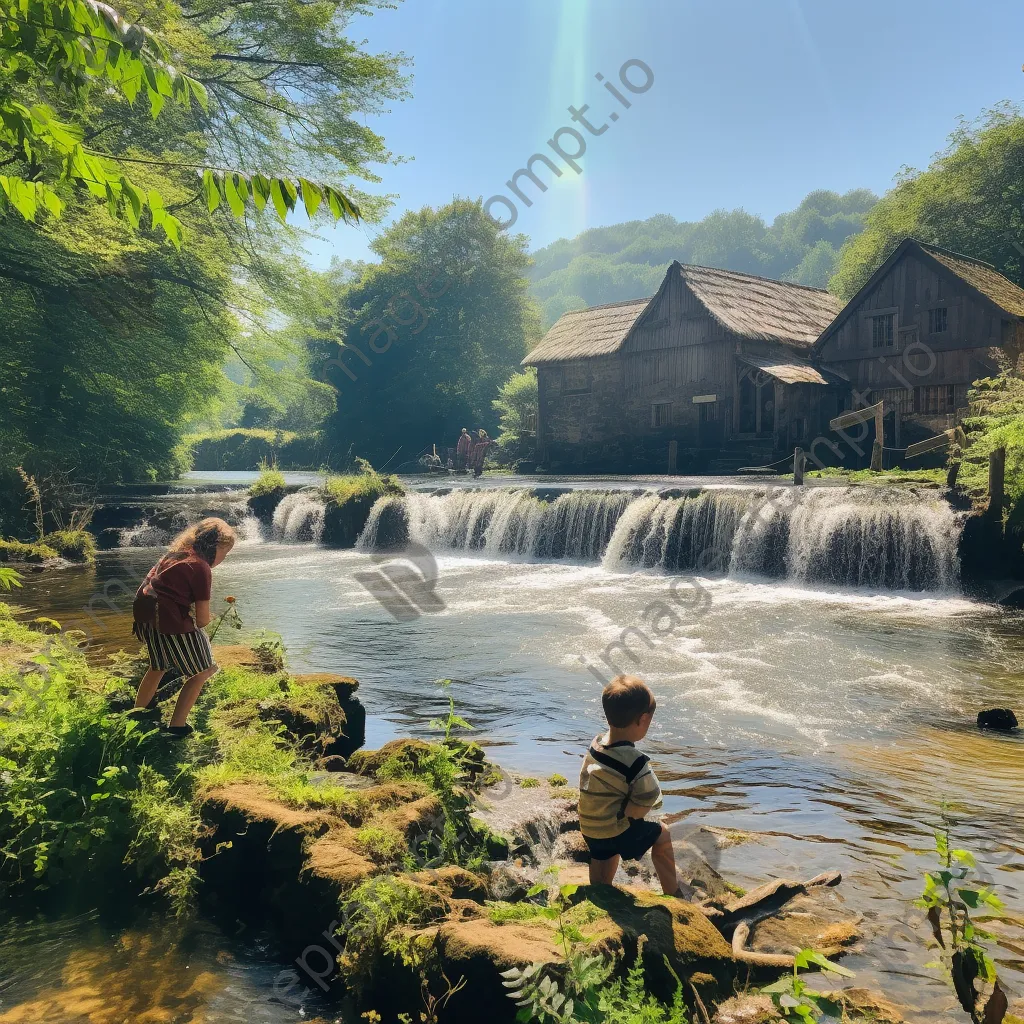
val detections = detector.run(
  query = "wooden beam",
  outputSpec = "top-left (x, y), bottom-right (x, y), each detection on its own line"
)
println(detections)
top-left (905, 430), bottom-right (955, 460)
top-left (793, 447), bottom-right (805, 486)
top-left (829, 401), bottom-right (884, 432)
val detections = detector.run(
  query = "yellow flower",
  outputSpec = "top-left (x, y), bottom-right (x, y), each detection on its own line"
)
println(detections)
top-left (361, 1012), bottom-right (382, 1023)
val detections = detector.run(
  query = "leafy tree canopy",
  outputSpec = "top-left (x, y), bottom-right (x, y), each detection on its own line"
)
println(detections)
top-left (311, 199), bottom-right (541, 466)
top-left (0, 0), bottom-right (407, 492)
top-left (529, 188), bottom-right (877, 326)
top-left (830, 105), bottom-right (1024, 301)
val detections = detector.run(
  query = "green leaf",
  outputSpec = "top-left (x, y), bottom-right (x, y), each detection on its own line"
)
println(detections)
top-left (526, 884), bottom-right (546, 898)
top-left (269, 177), bottom-right (289, 222)
top-left (224, 173), bottom-right (244, 217)
top-left (202, 169), bottom-right (221, 213)
top-left (299, 178), bottom-right (322, 219)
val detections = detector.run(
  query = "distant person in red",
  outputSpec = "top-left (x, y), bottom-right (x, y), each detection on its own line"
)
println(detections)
top-left (131, 518), bottom-right (236, 738)
top-left (455, 427), bottom-right (472, 472)
top-left (471, 429), bottom-right (491, 478)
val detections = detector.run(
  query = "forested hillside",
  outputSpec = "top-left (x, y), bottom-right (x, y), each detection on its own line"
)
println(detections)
top-left (528, 188), bottom-right (877, 326)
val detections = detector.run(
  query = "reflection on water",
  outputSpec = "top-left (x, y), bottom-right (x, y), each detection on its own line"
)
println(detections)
top-left (10, 545), bottom-right (1024, 1021)
top-left (0, 912), bottom-right (339, 1024)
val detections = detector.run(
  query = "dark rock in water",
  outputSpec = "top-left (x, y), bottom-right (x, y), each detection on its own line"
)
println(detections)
top-left (247, 487), bottom-right (286, 525)
top-left (977, 708), bottom-right (1018, 731)
top-left (999, 588), bottom-right (1024, 608)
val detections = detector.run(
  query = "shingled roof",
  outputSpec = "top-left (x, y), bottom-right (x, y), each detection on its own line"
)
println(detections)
top-left (523, 296), bottom-right (651, 365)
top-left (920, 243), bottom-right (1024, 317)
top-left (814, 239), bottom-right (1024, 353)
top-left (676, 263), bottom-right (842, 348)
top-left (523, 263), bottom-right (842, 366)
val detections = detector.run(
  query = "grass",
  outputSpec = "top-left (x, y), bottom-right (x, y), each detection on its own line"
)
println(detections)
top-left (807, 467), bottom-right (947, 487)
top-left (518, 776), bottom-right (540, 788)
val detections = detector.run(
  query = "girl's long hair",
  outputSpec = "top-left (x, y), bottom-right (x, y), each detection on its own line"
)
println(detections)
top-left (165, 517), bottom-right (236, 565)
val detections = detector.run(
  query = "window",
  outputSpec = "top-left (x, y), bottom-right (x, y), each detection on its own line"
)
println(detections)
top-left (698, 401), bottom-right (718, 423)
top-left (928, 307), bottom-right (948, 334)
top-left (914, 385), bottom-right (957, 415)
top-left (871, 313), bottom-right (895, 348)
top-left (562, 364), bottom-right (591, 394)
top-left (870, 389), bottom-right (914, 415)
top-left (651, 402), bottom-right (672, 428)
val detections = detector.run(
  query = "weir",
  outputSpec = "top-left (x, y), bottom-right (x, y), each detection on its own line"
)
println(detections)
top-left (359, 485), bottom-right (964, 591)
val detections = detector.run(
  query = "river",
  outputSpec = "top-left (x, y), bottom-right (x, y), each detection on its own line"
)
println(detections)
top-left (4, 476), bottom-right (1022, 1022)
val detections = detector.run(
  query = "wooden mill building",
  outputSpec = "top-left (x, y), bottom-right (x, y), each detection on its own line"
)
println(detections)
top-left (524, 240), bottom-right (1024, 472)
top-left (523, 261), bottom-right (846, 471)
top-left (813, 239), bottom-right (1024, 451)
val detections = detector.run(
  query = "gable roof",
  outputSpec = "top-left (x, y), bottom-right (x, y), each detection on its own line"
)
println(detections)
top-left (522, 296), bottom-right (651, 365)
top-left (523, 262), bottom-right (842, 366)
top-left (739, 353), bottom-right (848, 386)
top-left (674, 263), bottom-right (842, 349)
top-left (814, 238), bottom-right (1024, 353)
top-left (921, 243), bottom-right (1024, 318)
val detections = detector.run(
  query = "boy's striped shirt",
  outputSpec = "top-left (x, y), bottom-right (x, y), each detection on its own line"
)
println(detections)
top-left (578, 736), bottom-right (663, 839)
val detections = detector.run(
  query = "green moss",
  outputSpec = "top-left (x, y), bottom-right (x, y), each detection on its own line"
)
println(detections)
top-left (41, 529), bottom-right (96, 563)
top-left (356, 824), bottom-right (408, 864)
top-left (0, 538), bottom-right (59, 563)
top-left (321, 469), bottom-right (404, 507)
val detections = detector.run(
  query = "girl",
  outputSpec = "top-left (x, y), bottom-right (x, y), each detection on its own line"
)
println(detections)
top-left (131, 517), bottom-right (236, 737)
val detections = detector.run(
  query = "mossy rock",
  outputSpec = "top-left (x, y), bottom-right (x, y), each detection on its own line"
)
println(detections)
top-left (247, 488), bottom-right (286, 525)
top-left (41, 530), bottom-right (96, 564)
top-left (211, 644), bottom-right (276, 673)
top-left (348, 738), bottom-right (433, 778)
top-left (292, 672), bottom-right (360, 701)
top-left (0, 539), bottom-right (59, 563)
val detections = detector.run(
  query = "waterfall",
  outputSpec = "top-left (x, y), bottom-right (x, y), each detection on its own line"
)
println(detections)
top-left (272, 492), bottom-right (325, 543)
top-left (361, 488), bottom-right (638, 561)
top-left (359, 484), bottom-right (963, 591)
top-left (119, 519), bottom-right (172, 548)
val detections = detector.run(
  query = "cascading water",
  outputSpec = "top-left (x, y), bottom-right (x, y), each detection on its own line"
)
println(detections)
top-left (359, 485), bottom-right (964, 591)
top-left (272, 492), bottom-right (325, 543)
top-left (359, 488), bottom-right (637, 560)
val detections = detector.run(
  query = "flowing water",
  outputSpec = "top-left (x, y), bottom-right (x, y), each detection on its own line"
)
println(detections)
top-left (6, 479), bottom-right (1023, 1022)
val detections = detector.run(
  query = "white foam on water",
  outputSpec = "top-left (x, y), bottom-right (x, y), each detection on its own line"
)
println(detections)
top-left (272, 492), bottom-right (325, 544)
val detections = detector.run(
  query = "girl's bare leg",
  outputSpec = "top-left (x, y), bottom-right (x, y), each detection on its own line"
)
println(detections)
top-left (169, 667), bottom-right (218, 728)
top-left (589, 854), bottom-right (620, 885)
top-left (134, 669), bottom-right (165, 710)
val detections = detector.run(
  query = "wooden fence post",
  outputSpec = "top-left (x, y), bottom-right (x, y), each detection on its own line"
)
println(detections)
top-left (793, 447), bottom-right (805, 486)
top-left (668, 439), bottom-right (678, 475)
top-left (989, 446), bottom-right (1006, 517)
top-left (870, 404), bottom-right (884, 471)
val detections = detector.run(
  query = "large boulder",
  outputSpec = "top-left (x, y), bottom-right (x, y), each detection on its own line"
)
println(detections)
top-left (977, 708), bottom-right (1018, 731)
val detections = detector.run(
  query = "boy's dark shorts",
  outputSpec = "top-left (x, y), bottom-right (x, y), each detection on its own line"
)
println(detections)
top-left (583, 819), bottom-right (663, 862)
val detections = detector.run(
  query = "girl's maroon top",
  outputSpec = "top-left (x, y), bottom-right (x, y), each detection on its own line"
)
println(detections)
top-left (133, 554), bottom-right (212, 634)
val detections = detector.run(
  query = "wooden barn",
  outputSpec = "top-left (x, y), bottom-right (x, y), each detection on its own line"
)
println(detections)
top-left (813, 239), bottom-right (1024, 451)
top-left (523, 261), bottom-right (845, 472)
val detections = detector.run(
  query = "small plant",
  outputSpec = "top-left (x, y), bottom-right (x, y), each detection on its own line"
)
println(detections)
top-left (917, 824), bottom-right (1008, 1023)
top-left (548, 774), bottom-right (568, 788)
top-left (16, 467), bottom-right (44, 541)
top-left (430, 680), bottom-right (473, 743)
top-left (357, 824), bottom-right (408, 864)
top-left (519, 776), bottom-right (540, 788)
top-left (760, 948), bottom-right (853, 1022)
top-left (206, 596), bottom-right (242, 642)
top-left (251, 629), bottom-right (285, 672)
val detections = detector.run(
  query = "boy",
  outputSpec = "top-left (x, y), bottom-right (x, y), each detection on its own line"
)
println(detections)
top-left (578, 675), bottom-right (683, 895)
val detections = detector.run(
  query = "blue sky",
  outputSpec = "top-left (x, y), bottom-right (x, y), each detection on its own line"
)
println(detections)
top-left (305, 0), bottom-right (1024, 267)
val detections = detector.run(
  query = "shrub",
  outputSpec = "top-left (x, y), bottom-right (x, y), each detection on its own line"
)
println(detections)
top-left (518, 777), bottom-right (540, 788)
top-left (41, 529), bottom-right (97, 563)
top-left (182, 428), bottom-right (328, 471)
top-left (548, 774), bottom-right (568, 788)
top-left (249, 464), bottom-right (287, 498)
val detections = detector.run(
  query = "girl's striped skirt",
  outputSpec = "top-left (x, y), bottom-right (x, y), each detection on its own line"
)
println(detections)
top-left (133, 622), bottom-right (215, 677)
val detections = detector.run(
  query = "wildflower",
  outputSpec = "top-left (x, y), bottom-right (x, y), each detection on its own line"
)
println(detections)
top-left (225, 596), bottom-right (236, 604)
